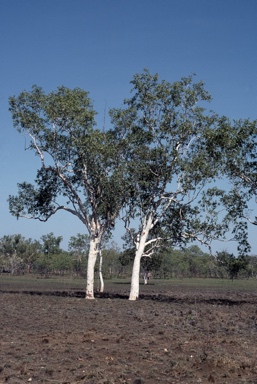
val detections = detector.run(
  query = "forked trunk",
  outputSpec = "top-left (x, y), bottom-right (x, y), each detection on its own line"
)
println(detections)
top-left (86, 236), bottom-right (100, 299)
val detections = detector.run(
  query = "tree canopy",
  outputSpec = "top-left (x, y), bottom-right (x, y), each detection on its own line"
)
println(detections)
top-left (8, 85), bottom-right (129, 298)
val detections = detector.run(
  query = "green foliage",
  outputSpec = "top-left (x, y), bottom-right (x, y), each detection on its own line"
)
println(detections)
top-left (246, 255), bottom-right (257, 277)
top-left (68, 233), bottom-right (90, 254)
top-left (156, 245), bottom-right (215, 279)
top-left (203, 117), bottom-right (257, 254)
top-left (101, 242), bottom-right (122, 278)
top-left (8, 86), bottom-right (128, 242)
top-left (1, 231), bottom-right (256, 279)
top-left (110, 69), bottom-right (223, 249)
top-left (41, 232), bottom-right (63, 255)
top-left (68, 233), bottom-right (89, 276)
top-left (50, 252), bottom-right (73, 275)
top-left (119, 245), bottom-right (163, 275)
top-left (8, 72), bottom-right (257, 285)
top-left (119, 247), bottom-right (135, 267)
top-left (0, 234), bottom-right (41, 274)
top-left (141, 253), bottom-right (163, 275)
top-left (216, 251), bottom-right (249, 280)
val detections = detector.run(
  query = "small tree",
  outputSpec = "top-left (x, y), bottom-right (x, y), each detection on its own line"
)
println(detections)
top-left (41, 232), bottom-right (63, 255)
top-left (68, 233), bottom-right (90, 276)
top-left (216, 250), bottom-right (248, 280)
top-left (8, 86), bottom-right (128, 298)
top-left (101, 241), bottom-right (121, 278)
top-left (20, 238), bottom-right (42, 273)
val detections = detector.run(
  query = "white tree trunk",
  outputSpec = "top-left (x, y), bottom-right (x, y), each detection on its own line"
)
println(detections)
top-left (98, 248), bottom-right (104, 293)
top-left (129, 218), bottom-right (152, 300)
top-left (129, 250), bottom-right (142, 300)
top-left (86, 236), bottom-right (100, 299)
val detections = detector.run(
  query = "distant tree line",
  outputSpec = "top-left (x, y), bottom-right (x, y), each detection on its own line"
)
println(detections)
top-left (0, 233), bottom-right (255, 281)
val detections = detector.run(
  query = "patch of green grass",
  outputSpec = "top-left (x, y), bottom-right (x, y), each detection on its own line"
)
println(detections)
top-left (0, 274), bottom-right (86, 291)
top-left (1, 274), bottom-right (257, 294)
top-left (109, 277), bottom-right (257, 293)
top-left (153, 277), bottom-right (257, 291)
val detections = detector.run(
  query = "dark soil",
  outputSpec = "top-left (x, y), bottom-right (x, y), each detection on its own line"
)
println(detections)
top-left (1, 277), bottom-right (257, 384)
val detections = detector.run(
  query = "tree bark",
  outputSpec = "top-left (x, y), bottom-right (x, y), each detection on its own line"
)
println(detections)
top-left (86, 236), bottom-right (100, 299)
top-left (98, 248), bottom-right (104, 293)
top-left (129, 250), bottom-right (142, 300)
top-left (129, 226), bottom-right (151, 300)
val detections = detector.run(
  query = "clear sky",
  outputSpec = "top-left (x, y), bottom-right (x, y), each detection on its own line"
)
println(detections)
top-left (0, 0), bottom-right (257, 253)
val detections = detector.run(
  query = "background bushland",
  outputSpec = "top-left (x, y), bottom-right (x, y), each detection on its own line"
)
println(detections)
top-left (0, 233), bottom-right (255, 280)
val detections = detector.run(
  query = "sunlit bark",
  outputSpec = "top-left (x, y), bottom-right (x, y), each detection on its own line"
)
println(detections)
top-left (129, 219), bottom-right (152, 300)
top-left (98, 248), bottom-right (104, 293)
top-left (86, 236), bottom-right (100, 299)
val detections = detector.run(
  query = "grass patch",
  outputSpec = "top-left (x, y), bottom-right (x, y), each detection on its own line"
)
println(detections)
top-left (1, 274), bottom-right (257, 294)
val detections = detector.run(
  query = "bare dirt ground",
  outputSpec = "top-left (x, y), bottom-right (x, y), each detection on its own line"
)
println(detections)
top-left (1, 277), bottom-right (257, 384)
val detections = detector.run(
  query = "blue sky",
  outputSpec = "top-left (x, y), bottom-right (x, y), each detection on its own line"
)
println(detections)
top-left (0, 0), bottom-right (257, 252)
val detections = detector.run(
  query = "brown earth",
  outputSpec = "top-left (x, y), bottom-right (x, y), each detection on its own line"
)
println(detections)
top-left (1, 277), bottom-right (257, 384)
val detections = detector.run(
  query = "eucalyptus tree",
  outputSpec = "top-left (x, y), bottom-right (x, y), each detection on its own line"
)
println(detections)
top-left (8, 85), bottom-right (128, 298)
top-left (110, 70), bottom-right (224, 300)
